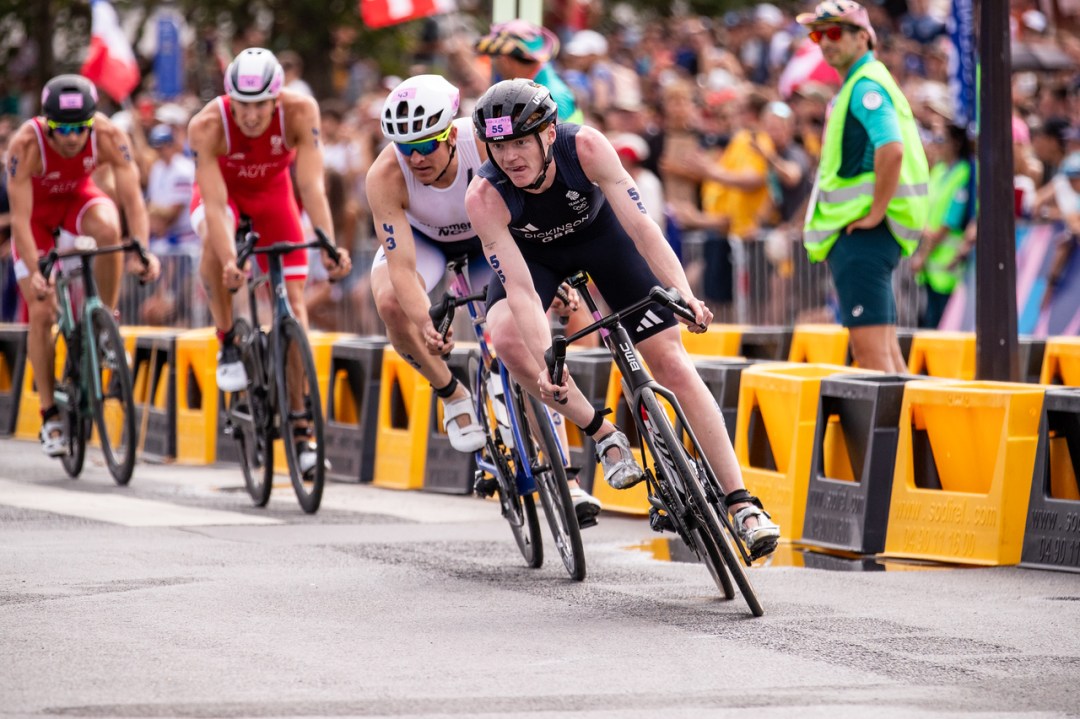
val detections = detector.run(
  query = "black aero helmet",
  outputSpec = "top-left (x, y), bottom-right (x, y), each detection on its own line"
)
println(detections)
top-left (41, 74), bottom-right (98, 124)
top-left (472, 79), bottom-right (558, 143)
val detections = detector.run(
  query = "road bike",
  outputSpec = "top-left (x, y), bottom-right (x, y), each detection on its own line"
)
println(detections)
top-left (546, 272), bottom-right (765, 615)
top-left (221, 218), bottom-right (341, 514)
top-left (40, 237), bottom-right (149, 485)
top-left (429, 256), bottom-right (586, 580)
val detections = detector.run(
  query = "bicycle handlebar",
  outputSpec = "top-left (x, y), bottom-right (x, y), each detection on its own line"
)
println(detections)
top-left (543, 284), bottom-right (704, 385)
top-left (428, 287), bottom-right (488, 343)
top-left (38, 239), bottom-right (150, 279)
top-left (235, 227), bottom-right (342, 274)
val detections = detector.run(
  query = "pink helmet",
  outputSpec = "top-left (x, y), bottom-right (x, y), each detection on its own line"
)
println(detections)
top-left (796, 1), bottom-right (878, 47)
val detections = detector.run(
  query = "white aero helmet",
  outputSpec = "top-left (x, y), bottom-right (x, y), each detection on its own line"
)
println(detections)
top-left (225, 48), bottom-right (285, 103)
top-left (381, 74), bottom-right (460, 143)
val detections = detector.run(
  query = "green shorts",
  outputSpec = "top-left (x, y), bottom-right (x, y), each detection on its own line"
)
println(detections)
top-left (825, 222), bottom-right (902, 328)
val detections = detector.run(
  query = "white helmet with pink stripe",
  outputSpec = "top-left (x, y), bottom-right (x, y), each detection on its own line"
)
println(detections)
top-left (380, 74), bottom-right (461, 143)
top-left (225, 48), bottom-right (285, 103)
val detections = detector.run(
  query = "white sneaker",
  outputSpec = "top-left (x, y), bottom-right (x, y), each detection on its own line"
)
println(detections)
top-left (216, 342), bottom-right (248, 393)
top-left (40, 418), bottom-right (67, 458)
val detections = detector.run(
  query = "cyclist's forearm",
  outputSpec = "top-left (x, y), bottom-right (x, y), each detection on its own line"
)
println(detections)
top-left (11, 223), bottom-right (38, 276)
top-left (640, 235), bottom-right (695, 299)
top-left (390, 267), bottom-right (433, 329)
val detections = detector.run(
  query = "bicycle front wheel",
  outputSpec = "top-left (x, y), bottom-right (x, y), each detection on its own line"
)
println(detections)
top-left (471, 355), bottom-right (542, 568)
top-left (89, 306), bottom-right (136, 485)
top-left (640, 388), bottom-right (763, 616)
top-left (227, 319), bottom-right (274, 507)
top-left (56, 337), bottom-right (88, 479)
top-left (524, 393), bottom-right (585, 581)
top-left (275, 317), bottom-right (325, 514)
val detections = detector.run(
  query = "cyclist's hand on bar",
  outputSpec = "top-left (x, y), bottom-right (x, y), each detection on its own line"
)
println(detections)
top-left (537, 364), bottom-right (569, 406)
top-left (423, 317), bottom-right (454, 356)
top-left (127, 250), bottom-right (160, 283)
top-left (30, 271), bottom-right (51, 301)
top-left (222, 258), bottom-right (246, 291)
top-left (684, 295), bottom-right (711, 332)
top-left (550, 282), bottom-right (579, 318)
top-left (323, 246), bottom-right (352, 280)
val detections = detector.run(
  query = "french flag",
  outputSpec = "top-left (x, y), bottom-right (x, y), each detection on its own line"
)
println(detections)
top-left (80, 0), bottom-right (141, 102)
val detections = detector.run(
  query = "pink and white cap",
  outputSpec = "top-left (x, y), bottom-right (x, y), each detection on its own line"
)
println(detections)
top-left (796, 0), bottom-right (878, 46)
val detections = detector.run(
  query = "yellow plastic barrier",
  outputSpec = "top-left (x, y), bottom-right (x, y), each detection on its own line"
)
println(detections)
top-left (307, 331), bottom-right (348, 404)
top-left (908, 331), bottom-right (976, 380)
top-left (14, 331), bottom-right (68, 440)
top-left (1040, 337), bottom-right (1080, 386)
top-left (373, 347), bottom-right (431, 490)
top-left (883, 380), bottom-right (1044, 565)
top-left (680, 324), bottom-right (744, 358)
top-left (734, 362), bottom-right (869, 540)
top-left (787, 324), bottom-right (850, 365)
top-left (174, 328), bottom-right (219, 465)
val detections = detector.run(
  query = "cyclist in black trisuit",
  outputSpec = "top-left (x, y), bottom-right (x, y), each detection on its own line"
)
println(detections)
top-left (464, 79), bottom-right (780, 557)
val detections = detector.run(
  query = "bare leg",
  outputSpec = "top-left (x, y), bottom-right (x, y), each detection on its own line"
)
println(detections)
top-left (18, 277), bottom-right (58, 412)
top-left (197, 220), bottom-right (235, 334)
top-left (849, 324), bottom-right (905, 372)
top-left (370, 264), bottom-right (473, 429)
top-left (79, 203), bottom-right (123, 311)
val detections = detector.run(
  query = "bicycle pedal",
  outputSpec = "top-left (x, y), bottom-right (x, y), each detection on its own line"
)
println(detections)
top-left (577, 514), bottom-right (599, 530)
top-left (649, 506), bottom-right (675, 534)
top-left (747, 536), bottom-right (779, 562)
top-left (474, 475), bottom-right (499, 498)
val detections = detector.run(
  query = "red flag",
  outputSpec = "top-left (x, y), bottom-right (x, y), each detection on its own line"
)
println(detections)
top-left (360, 0), bottom-right (455, 29)
top-left (778, 40), bottom-right (841, 100)
top-left (81, 0), bottom-right (141, 102)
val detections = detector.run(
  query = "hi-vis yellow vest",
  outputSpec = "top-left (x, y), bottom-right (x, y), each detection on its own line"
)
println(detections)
top-left (803, 60), bottom-right (930, 263)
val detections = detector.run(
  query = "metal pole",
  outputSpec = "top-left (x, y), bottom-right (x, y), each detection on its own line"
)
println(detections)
top-left (975, 0), bottom-right (1019, 381)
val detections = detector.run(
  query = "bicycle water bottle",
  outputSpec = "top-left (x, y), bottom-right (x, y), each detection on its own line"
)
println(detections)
top-left (488, 373), bottom-right (514, 449)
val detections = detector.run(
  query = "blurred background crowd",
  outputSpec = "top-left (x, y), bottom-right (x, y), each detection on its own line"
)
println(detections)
top-left (1, 0), bottom-right (1080, 336)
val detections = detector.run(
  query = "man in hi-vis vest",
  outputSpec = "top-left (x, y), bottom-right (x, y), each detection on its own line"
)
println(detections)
top-left (798, 1), bottom-right (929, 371)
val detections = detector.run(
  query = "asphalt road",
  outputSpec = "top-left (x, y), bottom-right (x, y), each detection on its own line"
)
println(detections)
top-left (1, 437), bottom-right (1078, 719)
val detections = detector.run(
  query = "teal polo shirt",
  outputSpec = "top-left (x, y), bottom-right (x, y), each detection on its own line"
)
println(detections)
top-left (837, 53), bottom-right (904, 179)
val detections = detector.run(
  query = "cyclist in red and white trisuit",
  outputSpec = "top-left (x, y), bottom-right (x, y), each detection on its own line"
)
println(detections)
top-left (188, 47), bottom-right (351, 476)
top-left (188, 47), bottom-right (353, 391)
top-left (6, 74), bottom-right (160, 457)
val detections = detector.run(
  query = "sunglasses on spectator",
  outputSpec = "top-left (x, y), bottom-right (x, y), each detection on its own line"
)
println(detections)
top-left (47, 119), bottom-right (94, 136)
top-left (395, 125), bottom-right (453, 157)
top-left (809, 25), bottom-right (850, 44)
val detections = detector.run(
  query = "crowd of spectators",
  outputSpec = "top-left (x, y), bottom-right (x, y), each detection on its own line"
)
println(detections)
top-left (2, 0), bottom-right (1080, 332)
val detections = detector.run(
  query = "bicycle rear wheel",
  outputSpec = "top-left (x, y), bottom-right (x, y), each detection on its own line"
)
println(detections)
top-left (524, 393), bottom-right (585, 581)
top-left (275, 317), bottom-right (325, 514)
top-left (89, 306), bottom-right (136, 485)
top-left (56, 337), bottom-right (88, 479)
top-left (471, 355), bottom-right (542, 568)
top-left (227, 319), bottom-right (274, 507)
top-left (640, 388), bottom-right (763, 616)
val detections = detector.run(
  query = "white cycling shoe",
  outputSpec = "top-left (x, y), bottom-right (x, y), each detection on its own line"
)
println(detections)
top-left (40, 419), bottom-right (67, 458)
top-left (442, 394), bottom-right (486, 453)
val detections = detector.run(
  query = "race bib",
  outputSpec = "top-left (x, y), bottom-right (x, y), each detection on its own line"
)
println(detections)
top-left (485, 116), bottom-right (513, 139)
